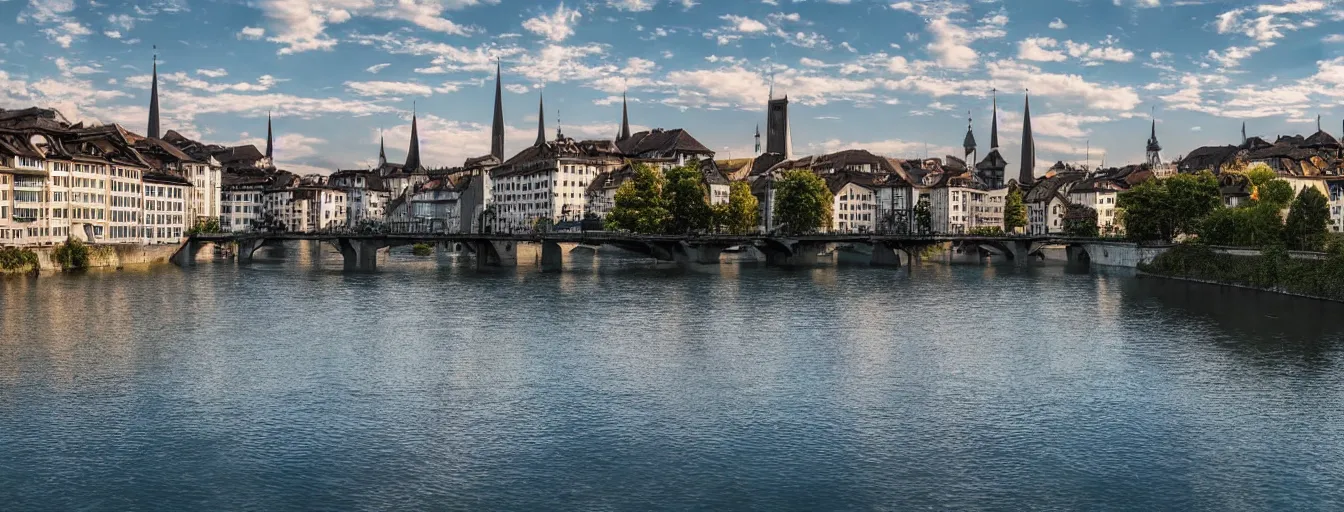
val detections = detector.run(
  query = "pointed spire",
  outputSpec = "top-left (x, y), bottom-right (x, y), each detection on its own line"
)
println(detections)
top-left (989, 88), bottom-right (999, 150)
top-left (535, 93), bottom-right (546, 147)
top-left (405, 106), bottom-right (422, 171)
top-left (754, 124), bottom-right (761, 154)
top-left (1317, 114), bottom-right (1322, 132)
top-left (1019, 91), bottom-right (1035, 185)
top-left (618, 91), bottom-right (631, 142)
top-left (491, 59), bottom-right (505, 161)
top-left (378, 128), bottom-right (387, 167)
top-left (148, 47), bottom-right (160, 139)
top-left (1242, 121), bottom-right (1247, 145)
top-left (265, 111), bottom-right (274, 160)
top-left (963, 110), bottom-right (977, 157)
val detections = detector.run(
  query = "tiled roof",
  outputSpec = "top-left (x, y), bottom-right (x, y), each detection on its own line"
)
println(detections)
top-left (616, 128), bottom-right (714, 157)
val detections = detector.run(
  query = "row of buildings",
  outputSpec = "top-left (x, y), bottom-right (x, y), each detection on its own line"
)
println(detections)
top-left (5, 56), bottom-right (1344, 249)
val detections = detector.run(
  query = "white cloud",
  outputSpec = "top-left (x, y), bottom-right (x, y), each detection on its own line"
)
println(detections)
top-left (1018, 37), bottom-right (1066, 62)
top-left (988, 61), bottom-right (1141, 111)
top-left (237, 26), bottom-right (266, 40)
top-left (1048, 18), bottom-right (1067, 29)
top-left (344, 80), bottom-right (435, 97)
top-left (254, 0), bottom-right (479, 55)
top-left (1064, 40), bottom-right (1135, 63)
top-left (925, 17), bottom-right (977, 69)
top-left (607, 0), bottom-right (657, 11)
top-left (523, 2), bottom-right (583, 42)
top-left (720, 14), bottom-right (768, 33)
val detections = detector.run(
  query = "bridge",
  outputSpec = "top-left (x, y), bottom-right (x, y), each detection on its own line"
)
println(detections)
top-left (174, 230), bottom-right (1131, 272)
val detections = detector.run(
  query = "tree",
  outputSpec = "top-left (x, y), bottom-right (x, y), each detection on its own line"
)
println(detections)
top-left (721, 181), bottom-right (759, 234)
top-left (772, 170), bottom-right (832, 234)
top-left (1243, 163), bottom-right (1277, 188)
top-left (1119, 171), bottom-right (1221, 242)
top-left (1063, 204), bottom-right (1099, 237)
top-left (1284, 186), bottom-right (1331, 251)
top-left (662, 161), bottom-right (714, 234)
top-left (1257, 179), bottom-right (1295, 209)
top-left (914, 197), bottom-right (932, 235)
top-left (1197, 203), bottom-right (1283, 247)
top-left (605, 163), bottom-right (668, 234)
top-left (1003, 185), bottom-right (1027, 234)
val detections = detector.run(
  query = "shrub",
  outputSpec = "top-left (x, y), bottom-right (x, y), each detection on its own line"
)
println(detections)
top-left (53, 238), bottom-right (90, 270)
top-left (411, 243), bottom-right (433, 257)
top-left (0, 247), bottom-right (38, 271)
top-left (1142, 243), bottom-right (1344, 301)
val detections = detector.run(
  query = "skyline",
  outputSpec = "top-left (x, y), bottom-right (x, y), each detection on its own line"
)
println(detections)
top-left (2, 0), bottom-right (1343, 175)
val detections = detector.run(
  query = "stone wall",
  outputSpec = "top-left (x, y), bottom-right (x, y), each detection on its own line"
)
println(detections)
top-left (30, 243), bottom-right (184, 272)
top-left (1079, 242), bottom-right (1172, 268)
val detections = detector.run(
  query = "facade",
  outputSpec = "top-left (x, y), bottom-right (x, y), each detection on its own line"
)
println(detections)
top-left (491, 105), bottom-right (623, 230)
top-left (615, 128), bottom-right (716, 170)
top-left (141, 173), bottom-right (190, 244)
top-left (1329, 180), bottom-right (1344, 233)
top-left (299, 186), bottom-right (347, 231)
top-left (1025, 173), bottom-right (1086, 235)
top-left (221, 172), bottom-right (269, 232)
top-left (329, 169), bottom-right (391, 226)
top-left (830, 179), bottom-right (877, 233)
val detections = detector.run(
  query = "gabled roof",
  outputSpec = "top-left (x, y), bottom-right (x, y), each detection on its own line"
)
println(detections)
top-left (1179, 145), bottom-right (1241, 172)
top-left (1303, 129), bottom-right (1342, 149)
top-left (213, 145), bottom-right (265, 165)
top-left (1024, 172), bottom-right (1086, 203)
top-left (616, 128), bottom-right (714, 157)
top-left (975, 148), bottom-right (1008, 171)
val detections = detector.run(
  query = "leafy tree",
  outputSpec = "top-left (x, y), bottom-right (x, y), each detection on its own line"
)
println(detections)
top-left (1062, 204), bottom-right (1099, 237)
top-left (1284, 186), bottom-right (1331, 251)
top-left (605, 163), bottom-right (668, 234)
top-left (914, 197), bottom-right (932, 235)
top-left (1003, 185), bottom-right (1027, 234)
top-left (1242, 163), bottom-right (1277, 188)
top-left (188, 217), bottom-right (222, 235)
top-left (721, 181), bottom-right (759, 234)
top-left (1119, 171), bottom-right (1221, 242)
top-left (1197, 203), bottom-right (1283, 247)
top-left (1256, 179), bottom-right (1295, 209)
top-left (772, 170), bottom-right (832, 234)
top-left (53, 238), bottom-right (90, 269)
top-left (662, 161), bottom-right (714, 234)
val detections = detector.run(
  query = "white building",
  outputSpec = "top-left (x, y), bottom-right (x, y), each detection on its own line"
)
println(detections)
top-left (301, 186), bottom-right (347, 231)
top-left (828, 176), bottom-right (877, 233)
top-left (491, 135), bottom-right (623, 231)
top-left (141, 173), bottom-right (190, 244)
top-left (1329, 180), bottom-right (1344, 233)
top-left (1025, 173), bottom-right (1085, 235)
top-left (329, 169), bottom-right (391, 226)
top-left (1068, 179), bottom-right (1125, 236)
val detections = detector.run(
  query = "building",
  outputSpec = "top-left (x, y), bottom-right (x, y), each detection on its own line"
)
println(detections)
top-left (490, 95), bottom-right (623, 230)
top-left (141, 172), bottom-right (191, 244)
top-left (616, 128), bottom-right (715, 170)
top-left (328, 168), bottom-right (390, 226)
top-left (298, 185), bottom-right (347, 231)
top-left (1025, 172), bottom-right (1086, 235)
top-left (220, 171), bottom-right (270, 232)
top-left (1329, 179), bottom-right (1344, 233)
top-left (826, 171), bottom-right (877, 233)
top-left (975, 93), bottom-right (1009, 189)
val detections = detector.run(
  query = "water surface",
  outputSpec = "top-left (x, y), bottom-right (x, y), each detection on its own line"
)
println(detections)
top-left (3, 246), bottom-right (1344, 510)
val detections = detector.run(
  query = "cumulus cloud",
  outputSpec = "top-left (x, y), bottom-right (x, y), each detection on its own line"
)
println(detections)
top-left (523, 2), bottom-right (582, 42)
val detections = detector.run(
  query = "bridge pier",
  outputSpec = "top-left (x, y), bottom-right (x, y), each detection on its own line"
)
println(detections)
top-left (1066, 245), bottom-right (1092, 267)
top-left (869, 242), bottom-right (903, 267)
top-left (236, 237), bottom-right (268, 263)
top-left (337, 238), bottom-right (384, 272)
top-left (760, 238), bottom-right (825, 267)
top-left (473, 239), bottom-right (518, 269)
top-left (170, 239), bottom-right (208, 267)
top-left (540, 241), bottom-right (563, 272)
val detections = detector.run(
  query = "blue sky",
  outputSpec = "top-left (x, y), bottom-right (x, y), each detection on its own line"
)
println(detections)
top-left (2, 0), bottom-right (1342, 175)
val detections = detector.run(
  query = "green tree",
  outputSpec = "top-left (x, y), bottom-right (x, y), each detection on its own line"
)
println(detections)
top-left (1119, 171), bottom-right (1221, 242)
top-left (1284, 186), bottom-right (1331, 251)
top-left (1063, 204), bottom-right (1100, 237)
top-left (605, 163), bottom-right (668, 234)
top-left (721, 181), bottom-right (759, 234)
top-left (1257, 179), bottom-right (1295, 208)
top-left (1197, 203), bottom-right (1283, 247)
top-left (772, 170), bottom-right (832, 234)
top-left (914, 197), bottom-right (932, 235)
top-left (1243, 163), bottom-right (1277, 188)
top-left (662, 161), bottom-right (714, 234)
top-left (1003, 185), bottom-right (1027, 234)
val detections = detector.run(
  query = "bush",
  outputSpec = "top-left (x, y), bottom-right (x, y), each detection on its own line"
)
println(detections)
top-left (969, 226), bottom-right (1004, 236)
top-left (53, 238), bottom-right (90, 270)
top-left (1196, 203), bottom-right (1283, 248)
top-left (1141, 243), bottom-right (1344, 301)
top-left (1283, 187), bottom-right (1331, 251)
top-left (0, 247), bottom-right (38, 271)
top-left (411, 243), bottom-right (433, 257)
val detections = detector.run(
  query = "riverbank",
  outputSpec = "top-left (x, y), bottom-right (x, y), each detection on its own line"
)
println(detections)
top-left (1, 243), bottom-right (186, 273)
top-left (1138, 243), bottom-right (1344, 303)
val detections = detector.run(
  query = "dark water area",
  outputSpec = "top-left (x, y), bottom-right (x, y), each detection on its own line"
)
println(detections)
top-left (3, 245), bottom-right (1344, 510)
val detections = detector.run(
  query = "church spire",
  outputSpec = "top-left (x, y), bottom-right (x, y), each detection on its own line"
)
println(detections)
top-left (754, 124), bottom-right (761, 155)
top-left (148, 48), bottom-right (160, 139)
top-left (1242, 121), bottom-right (1247, 145)
top-left (404, 106), bottom-right (422, 171)
top-left (378, 129), bottom-right (386, 168)
top-left (963, 110), bottom-right (977, 159)
top-left (1019, 92), bottom-right (1035, 185)
top-left (491, 60), bottom-right (505, 161)
top-left (989, 88), bottom-right (999, 150)
top-left (1147, 114), bottom-right (1163, 167)
top-left (535, 93), bottom-right (546, 147)
top-left (618, 91), bottom-right (631, 142)
top-left (265, 111), bottom-right (274, 160)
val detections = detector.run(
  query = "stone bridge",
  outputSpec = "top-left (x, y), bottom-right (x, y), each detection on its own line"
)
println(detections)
top-left (173, 231), bottom-right (1140, 272)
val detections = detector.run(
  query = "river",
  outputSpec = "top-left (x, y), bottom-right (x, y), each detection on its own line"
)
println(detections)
top-left (3, 245), bottom-right (1344, 510)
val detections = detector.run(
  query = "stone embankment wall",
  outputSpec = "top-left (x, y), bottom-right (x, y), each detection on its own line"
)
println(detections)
top-left (29, 243), bottom-right (184, 272)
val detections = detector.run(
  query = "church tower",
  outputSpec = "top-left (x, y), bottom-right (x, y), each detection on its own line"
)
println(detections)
top-left (1146, 118), bottom-right (1162, 168)
top-left (491, 61), bottom-right (505, 161)
top-left (766, 90), bottom-right (792, 159)
top-left (1018, 93), bottom-right (1036, 185)
top-left (147, 50), bottom-right (160, 139)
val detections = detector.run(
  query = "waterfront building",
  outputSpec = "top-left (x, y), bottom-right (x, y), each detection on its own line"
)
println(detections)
top-left (328, 168), bottom-right (390, 226)
top-left (616, 128), bottom-right (716, 170)
top-left (1025, 172), bottom-right (1086, 235)
top-left (299, 185), bottom-right (347, 231)
top-left (826, 172), bottom-right (877, 233)
top-left (1329, 180), bottom-right (1344, 232)
top-left (407, 177), bottom-right (463, 230)
top-left (141, 172), bottom-right (190, 244)
top-left (490, 94), bottom-right (623, 229)
top-left (220, 172), bottom-right (268, 232)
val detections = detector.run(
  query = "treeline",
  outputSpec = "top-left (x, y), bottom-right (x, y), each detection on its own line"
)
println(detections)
top-left (1118, 165), bottom-right (1336, 252)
